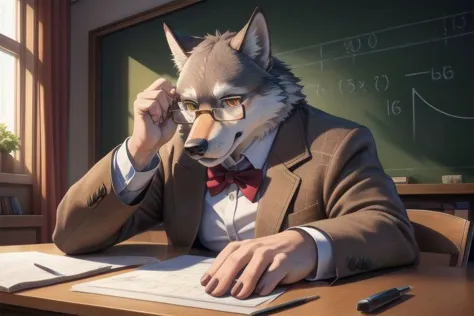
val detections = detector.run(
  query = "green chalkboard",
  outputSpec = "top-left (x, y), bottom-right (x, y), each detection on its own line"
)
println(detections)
top-left (99, 0), bottom-right (474, 183)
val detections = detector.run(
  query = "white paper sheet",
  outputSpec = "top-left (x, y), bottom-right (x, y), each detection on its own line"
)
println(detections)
top-left (73, 255), bottom-right (285, 314)
top-left (0, 251), bottom-right (158, 293)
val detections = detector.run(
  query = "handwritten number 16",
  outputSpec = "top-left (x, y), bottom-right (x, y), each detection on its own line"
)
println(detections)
top-left (387, 100), bottom-right (401, 116)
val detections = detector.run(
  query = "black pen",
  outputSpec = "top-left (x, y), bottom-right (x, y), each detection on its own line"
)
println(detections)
top-left (356, 285), bottom-right (412, 313)
top-left (34, 263), bottom-right (63, 276)
top-left (249, 295), bottom-right (320, 316)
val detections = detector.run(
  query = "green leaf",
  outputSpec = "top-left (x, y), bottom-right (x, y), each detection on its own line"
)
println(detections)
top-left (0, 123), bottom-right (20, 153)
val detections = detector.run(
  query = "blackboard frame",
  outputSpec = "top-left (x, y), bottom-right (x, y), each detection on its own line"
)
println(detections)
top-left (87, 0), bottom-right (203, 168)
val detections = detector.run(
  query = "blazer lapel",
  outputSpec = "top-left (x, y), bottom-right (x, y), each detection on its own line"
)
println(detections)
top-left (169, 137), bottom-right (207, 248)
top-left (254, 108), bottom-right (311, 238)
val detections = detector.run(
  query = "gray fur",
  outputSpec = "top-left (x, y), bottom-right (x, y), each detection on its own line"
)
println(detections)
top-left (176, 31), bottom-right (305, 110)
top-left (165, 8), bottom-right (307, 166)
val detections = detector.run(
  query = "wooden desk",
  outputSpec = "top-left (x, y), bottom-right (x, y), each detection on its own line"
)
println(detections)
top-left (1, 243), bottom-right (474, 316)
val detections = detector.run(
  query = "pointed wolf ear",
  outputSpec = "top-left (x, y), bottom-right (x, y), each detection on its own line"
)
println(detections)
top-left (163, 23), bottom-right (203, 71)
top-left (230, 7), bottom-right (272, 70)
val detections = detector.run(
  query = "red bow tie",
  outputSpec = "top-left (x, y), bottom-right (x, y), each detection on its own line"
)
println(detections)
top-left (206, 164), bottom-right (263, 202)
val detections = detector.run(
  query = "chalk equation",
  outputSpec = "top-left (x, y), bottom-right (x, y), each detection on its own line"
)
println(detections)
top-left (306, 65), bottom-right (454, 97)
top-left (305, 64), bottom-right (470, 141)
top-left (405, 66), bottom-right (455, 80)
top-left (280, 10), bottom-right (473, 143)
top-left (276, 11), bottom-right (474, 68)
top-left (338, 74), bottom-right (390, 95)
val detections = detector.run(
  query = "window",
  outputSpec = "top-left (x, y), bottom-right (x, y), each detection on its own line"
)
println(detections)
top-left (0, 0), bottom-right (35, 175)
top-left (0, 0), bottom-right (19, 134)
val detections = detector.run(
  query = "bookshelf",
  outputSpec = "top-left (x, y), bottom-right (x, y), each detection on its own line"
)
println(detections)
top-left (396, 183), bottom-right (474, 195)
top-left (0, 173), bottom-right (33, 185)
top-left (0, 215), bottom-right (44, 246)
top-left (0, 172), bottom-right (44, 246)
top-left (396, 183), bottom-right (474, 222)
top-left (0, 215), bottom-right (43, 228)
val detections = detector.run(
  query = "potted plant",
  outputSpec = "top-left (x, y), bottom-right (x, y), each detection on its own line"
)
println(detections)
top-left (0, 123), bottom-right (20, 173)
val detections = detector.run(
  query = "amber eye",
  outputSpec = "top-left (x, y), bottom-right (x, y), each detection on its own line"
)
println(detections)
top-left (183, 102), bottom-right (198, 111)
top-left (223, 97), bottom-right (241, 107)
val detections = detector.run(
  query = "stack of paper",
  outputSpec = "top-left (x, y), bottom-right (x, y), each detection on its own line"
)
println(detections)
top-left (73, 255), bottom-right (285, 314)
top-left (0, 251), bottom-right (158, 293)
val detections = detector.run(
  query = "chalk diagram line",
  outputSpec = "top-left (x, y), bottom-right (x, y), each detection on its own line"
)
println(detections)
top-left (411, 88), bottom-right (474, 142)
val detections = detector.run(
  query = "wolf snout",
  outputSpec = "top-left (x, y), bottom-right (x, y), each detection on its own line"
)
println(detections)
top-left (184, 138), bottom-right (208, 157)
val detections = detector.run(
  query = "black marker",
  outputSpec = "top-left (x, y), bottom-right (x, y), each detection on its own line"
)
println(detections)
top-left (356, 285), bottom-right (412, 313)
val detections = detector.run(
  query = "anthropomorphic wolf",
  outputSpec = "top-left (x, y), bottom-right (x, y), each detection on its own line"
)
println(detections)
top-left (54, 7), bottom-right (418, 299)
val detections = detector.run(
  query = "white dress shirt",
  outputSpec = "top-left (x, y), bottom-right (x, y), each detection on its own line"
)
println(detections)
top-left (111, 131), bottom-right (336, 281)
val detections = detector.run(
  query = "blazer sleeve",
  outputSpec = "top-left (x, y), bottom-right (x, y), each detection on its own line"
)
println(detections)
top-left (53, 147), bottom-right (165, 255)
top-left (305, 126), bottom-right (419, 279)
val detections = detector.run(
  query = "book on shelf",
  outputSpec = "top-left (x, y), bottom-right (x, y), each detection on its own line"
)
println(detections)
top-left (391, 176), bottom-right (410, 184)
top-left (0, 196), bottom-right (23, 215)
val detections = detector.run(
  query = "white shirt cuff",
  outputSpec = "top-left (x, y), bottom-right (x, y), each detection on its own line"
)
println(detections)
top-left (112, 138), bottom-right (159, 194)
top-left (289, 226), bottom-right (336, 281)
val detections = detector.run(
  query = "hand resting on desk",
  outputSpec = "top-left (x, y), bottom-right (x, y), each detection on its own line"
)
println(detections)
top-left (200, 230), bottom-right (317, 299)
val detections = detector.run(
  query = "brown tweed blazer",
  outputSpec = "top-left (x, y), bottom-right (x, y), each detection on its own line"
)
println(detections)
top-left (53, 105), bottom-right (419, 279)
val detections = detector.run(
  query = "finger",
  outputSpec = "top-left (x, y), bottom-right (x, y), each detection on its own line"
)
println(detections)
top-left (201, 242), bottom-right (241, 286)
top-left (151, 115), bottom-right (160, 124)
top-left (135, 99), bottom-right (162, 125)
top-left (137, 89), bottom-right (173, 103)
top-left (255, 253), bottom-right (288, 296)
top-left (148, 90), bottom-right (173, 124)
top-left (156, 89), bottom-right (171, 114)
top-left (144, 78), bottom-right (174, 93)
top-left (135, 98), bottom-right (155, 114)
top-left (231, 248), bottom-right (274, 299)
top-left (168, 88), bottom-right (179, 100)
top-left (146, 101), bottom-right (163, 119)
top-left (208, 244), bottom-right (257, 297)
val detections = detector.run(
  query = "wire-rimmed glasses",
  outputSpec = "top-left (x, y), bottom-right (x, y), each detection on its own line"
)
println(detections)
top-left (168, 101), bottom-right (246, 124)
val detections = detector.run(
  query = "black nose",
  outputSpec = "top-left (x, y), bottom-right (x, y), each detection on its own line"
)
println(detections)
top-left (184, 138), bottom-right (208, 156)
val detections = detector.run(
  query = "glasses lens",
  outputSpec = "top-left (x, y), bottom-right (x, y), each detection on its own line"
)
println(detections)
top-left (213, 106), bottom-right (244, 121)
top-left (172, 110), bottom-right (196, 124)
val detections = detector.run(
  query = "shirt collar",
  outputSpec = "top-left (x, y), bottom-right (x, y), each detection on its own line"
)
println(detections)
top-left (221, 128), bottom-right (278, 170)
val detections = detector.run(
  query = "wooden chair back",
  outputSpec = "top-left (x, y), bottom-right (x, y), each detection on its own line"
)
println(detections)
top-left (407, 209), bottom-right (473, 267)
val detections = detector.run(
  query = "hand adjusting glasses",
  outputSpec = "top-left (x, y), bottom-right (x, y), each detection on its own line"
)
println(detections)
top-left (165, 96), bottom-right (246, 124)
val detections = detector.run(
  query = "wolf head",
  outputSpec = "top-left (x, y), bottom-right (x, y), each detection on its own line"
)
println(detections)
top-left (164, 7), bottom-right (305, 167)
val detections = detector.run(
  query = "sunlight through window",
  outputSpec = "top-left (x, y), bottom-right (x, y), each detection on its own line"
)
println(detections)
top-left (0, 50), bottom-right (16, 132)
top-left (0, 0), bottom-right (17, 41)
top-left (0, 0), bottom-right (18, 133)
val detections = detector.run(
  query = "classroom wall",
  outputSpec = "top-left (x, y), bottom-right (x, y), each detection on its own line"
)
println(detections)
top-left (68, 0), bottom-right (173, 186)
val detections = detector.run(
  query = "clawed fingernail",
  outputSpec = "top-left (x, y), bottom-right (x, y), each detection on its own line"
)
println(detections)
top-left (200, 273), bottom-right (211, 286)
top-left (205, 278), bottom-right (218, 294)
top-left (231, 281), bottom-right (243, 297)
